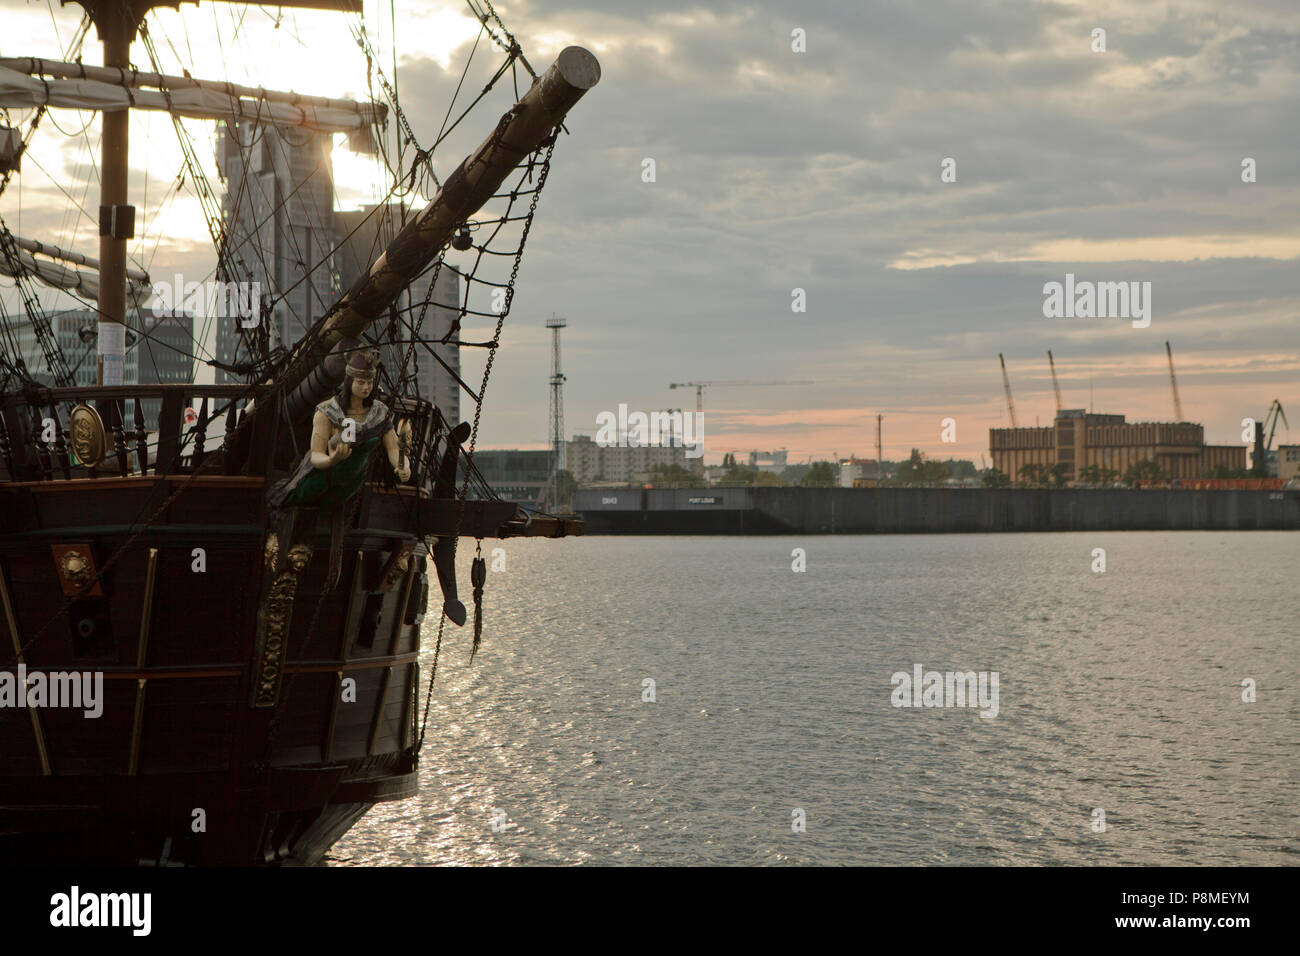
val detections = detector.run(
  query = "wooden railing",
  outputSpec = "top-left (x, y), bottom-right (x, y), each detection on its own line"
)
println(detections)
top-left (0, 384), bottom-right (262, 482)
top-left (0, 384), bottom-right (442, 487)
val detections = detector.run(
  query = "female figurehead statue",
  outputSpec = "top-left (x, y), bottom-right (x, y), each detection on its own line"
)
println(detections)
top-left (270, 348), bottom-right (409, 512)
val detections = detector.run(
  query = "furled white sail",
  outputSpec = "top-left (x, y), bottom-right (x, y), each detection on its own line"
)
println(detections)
top-left (9, 233), bottom-right (151, 284)
top-left (0, 243), bottom-right (151, 303)
top-left (0, 62), bottom-right (384, 136)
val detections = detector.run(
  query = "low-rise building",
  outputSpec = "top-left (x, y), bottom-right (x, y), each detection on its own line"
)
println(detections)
top-left (747, 449), bottom-right (788, 473)
top-left (565, 433), bottom-right (692, 485)
top-left (839, 457), bottom-right (880, 487)
top-left (1278, 444), bottom-right (1300, 483)
top-left (473, 449), bottom-right (550, 508)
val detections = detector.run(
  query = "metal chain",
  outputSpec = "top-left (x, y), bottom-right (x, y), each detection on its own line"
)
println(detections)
top-left (414, 132), bottom-right (558, 756)
top-left (356, 28), bottom-right (429, 186)
top-left (470, 0), bottom-right (538, 79)
top-left (0, 219), bottom-right (75, 387)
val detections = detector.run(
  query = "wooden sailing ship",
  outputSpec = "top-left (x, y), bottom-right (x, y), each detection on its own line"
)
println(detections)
top-left (0, 0), bottom-right (597, 864)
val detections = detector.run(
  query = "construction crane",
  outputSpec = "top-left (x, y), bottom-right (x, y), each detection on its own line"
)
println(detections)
top-left (1165, 340), bottom-right (1184, 422)
top-left (668, 380), bottom-right (813, 417)
top-left (1047, 350), bottom-right (1063, 413)
top-left (1263, 399), bottom-right (1289, 451)
top-left (998, 353), bottom-right (1017, 428)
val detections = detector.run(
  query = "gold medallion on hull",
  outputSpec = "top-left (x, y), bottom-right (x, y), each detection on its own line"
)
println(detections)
top-left (68, 403), bottom-right (107, 467)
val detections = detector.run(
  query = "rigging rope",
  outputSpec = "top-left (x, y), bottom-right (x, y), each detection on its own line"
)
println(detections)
top-left (4, 1), bottom-right (566, 763)
top-left (0, 217), bottom-right (75, 387)
top-left (415, 131), bottom-right (558, 758)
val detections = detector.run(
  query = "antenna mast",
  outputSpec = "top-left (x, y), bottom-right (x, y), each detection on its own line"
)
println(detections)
top-left (876, 413), bottom-right (883, 481)
top-left (546, 314), bottom-right (567, 508)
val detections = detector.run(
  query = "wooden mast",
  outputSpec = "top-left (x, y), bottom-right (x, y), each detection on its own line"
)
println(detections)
top-left (87, 1), bottom-right (132, 387)
top-left (73, 0), bottom-right (365, 386)
top-left (70, 1), bottom-right (601, 434)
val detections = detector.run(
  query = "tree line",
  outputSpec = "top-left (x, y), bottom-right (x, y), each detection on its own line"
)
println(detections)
top-left (981, 461), bottom-right (1254, 488)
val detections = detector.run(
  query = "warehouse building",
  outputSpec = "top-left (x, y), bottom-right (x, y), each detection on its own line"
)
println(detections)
top-left (990, 409), bottom-right (1244, 481)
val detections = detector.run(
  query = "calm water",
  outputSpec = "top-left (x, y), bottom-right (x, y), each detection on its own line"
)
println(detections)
top-left (331, 533), bottom-right (1298, 866)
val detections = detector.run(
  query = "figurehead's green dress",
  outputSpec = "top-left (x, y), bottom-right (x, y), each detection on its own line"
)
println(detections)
top-left (269, 395), bottom-right (393, 511)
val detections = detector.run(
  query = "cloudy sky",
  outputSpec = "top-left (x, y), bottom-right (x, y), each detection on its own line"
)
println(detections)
top-left (2, 0), bottom-right (1296, 465)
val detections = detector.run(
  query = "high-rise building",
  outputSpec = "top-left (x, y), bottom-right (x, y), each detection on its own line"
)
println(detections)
top-left (334, 205), bottom-right (460, 423)
top-left (134, 307), bottom-right (195, 423)
top-left (12, 306), bottom-right (194, 425)
top-left (214, 120), bottom-right (339, 382)
top-left (12, 308), bottom-right (138, 389)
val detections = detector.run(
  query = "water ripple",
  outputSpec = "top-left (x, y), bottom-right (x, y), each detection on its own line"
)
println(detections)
top-left (332, 532), bottom-right (1298, 866)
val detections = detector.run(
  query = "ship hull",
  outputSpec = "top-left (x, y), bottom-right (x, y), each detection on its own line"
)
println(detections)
top-left (0, 474), bottom-right (433, 866)
top-left (0, 773), bottom-right (408, 866)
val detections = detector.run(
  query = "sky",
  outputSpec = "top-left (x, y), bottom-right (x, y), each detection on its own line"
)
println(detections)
top-left (1, 0), bottom-right (1297, 465)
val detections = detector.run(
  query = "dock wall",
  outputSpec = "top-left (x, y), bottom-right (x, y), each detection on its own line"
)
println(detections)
top-left (573, 487), bottom-right (1300, 533)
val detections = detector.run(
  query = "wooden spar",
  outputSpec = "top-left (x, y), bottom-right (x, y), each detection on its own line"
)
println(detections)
top-left (0, 56), bottom-right (386, 129)
top-left (7, 233), bottom-right (150, 283)
top-left (274, 46), bottom-right (601, 418)
top-left (0, 242), bottom-right (150, 302)
top-left (0, 62), bottom-right (385, 134)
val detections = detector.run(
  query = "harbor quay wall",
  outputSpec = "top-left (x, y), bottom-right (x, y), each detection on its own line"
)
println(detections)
top-left (573, 487), bottom-right (1300, 533)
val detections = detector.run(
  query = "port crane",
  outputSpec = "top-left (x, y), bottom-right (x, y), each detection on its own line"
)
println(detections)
top-left (1165, 341), bottom-right (1185, 421)
top-left (668, 379), bottom-right (813, 417)
top-left (1263, 399), bottom-right (1289, 451)
top-left (1047, 350), bottom-right (1064, 413)
top-left (998, 354), bottom-right (1018, 428)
